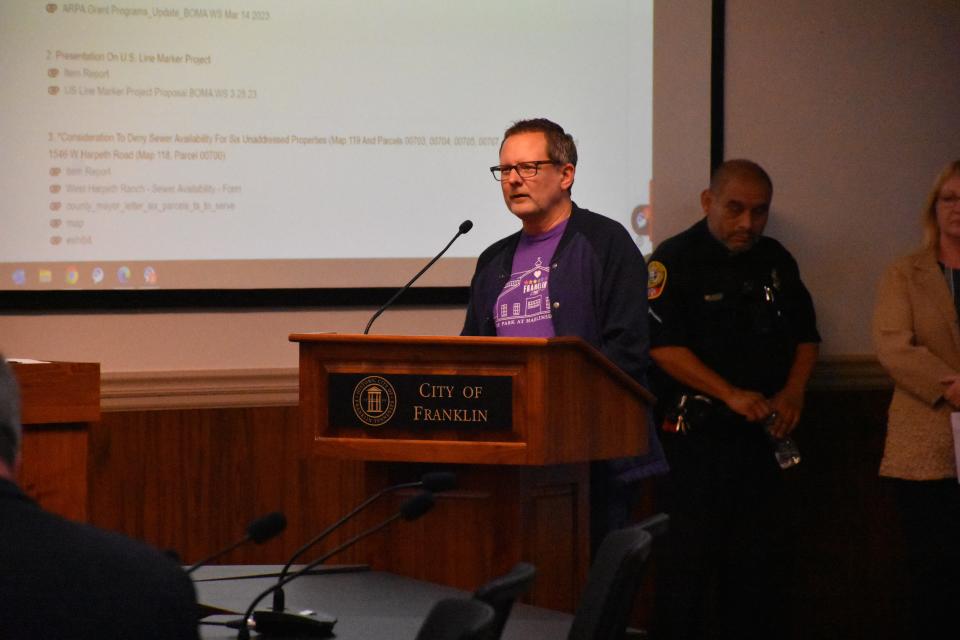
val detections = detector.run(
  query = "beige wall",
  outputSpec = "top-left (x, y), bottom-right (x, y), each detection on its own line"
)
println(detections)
top-left (654, 0), bottom-right (960, 357)
top-left (0, 307), bottom-right (466, 372)
top-left (722, 0), bottom-right (960, 354)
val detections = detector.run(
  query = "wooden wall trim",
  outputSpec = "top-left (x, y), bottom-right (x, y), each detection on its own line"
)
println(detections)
top-left (101, 368), bottom-right (298, 412)
top-left (98, 356), bottom-right (891, 412)
top-left (809, 356), bottom-right (891, 391)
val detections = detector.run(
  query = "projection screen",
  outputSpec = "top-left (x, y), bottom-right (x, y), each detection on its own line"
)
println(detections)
top-left (1, 1), bottom-right (655, 293)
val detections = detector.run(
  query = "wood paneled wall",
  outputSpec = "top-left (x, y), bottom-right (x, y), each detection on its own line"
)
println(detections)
top-left (88, 387), bottom-right (903, 639)
top-left (783, 388), bottom-right (907, 639)
top-left (90, 406), bottom-right (363, 565)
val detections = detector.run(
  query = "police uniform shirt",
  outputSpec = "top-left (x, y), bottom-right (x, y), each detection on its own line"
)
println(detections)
top-left (647, 218), bottom-right (820, 403)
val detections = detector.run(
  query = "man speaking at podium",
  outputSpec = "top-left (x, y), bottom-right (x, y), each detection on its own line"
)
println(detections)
top-left (0, 357), bottom-right (199, 640)
top-left (462, 118), bottom-right (667, 544)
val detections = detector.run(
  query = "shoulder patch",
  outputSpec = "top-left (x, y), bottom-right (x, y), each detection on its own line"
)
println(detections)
top-left (647, 260), bottom-right (667, 299)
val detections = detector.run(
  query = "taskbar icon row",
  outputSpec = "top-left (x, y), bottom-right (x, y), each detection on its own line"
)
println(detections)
top-left (9, 264), bottom-right (158, 288)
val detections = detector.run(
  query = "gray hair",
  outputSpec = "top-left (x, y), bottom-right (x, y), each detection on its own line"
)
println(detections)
top-left (502, 118), bottom-right (578, 167)
top-left (0, 356), bottom-right (22, 468)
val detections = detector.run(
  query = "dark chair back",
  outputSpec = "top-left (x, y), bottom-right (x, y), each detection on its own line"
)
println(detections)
top-left (473, 562), bottom-right (537, 639)
top-left (415, 597), bottom-right (496, 640)
top-left (634, 512), bottom-right (670, 540)
top-left (567, 525), bottom-right (654, 640)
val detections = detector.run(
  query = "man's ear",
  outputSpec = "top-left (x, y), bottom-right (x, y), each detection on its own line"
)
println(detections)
top-left (560, 163), bottom-right (576, 191)
top-left (0, 455), bottom-right (18, 481)
top-left (700, 188), bottom-right (713, 216)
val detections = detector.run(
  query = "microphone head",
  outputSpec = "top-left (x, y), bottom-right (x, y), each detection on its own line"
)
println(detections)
top-left (458, 220), bottom-right (473, 234)
top-left (400, 492), bottom-right (435, 521)
top-left (161, 548), bottom-right (182, 563)
top-left (247, 511), bottom-right (287, 544)
top-left (420, 472), bottom-right (456, 493)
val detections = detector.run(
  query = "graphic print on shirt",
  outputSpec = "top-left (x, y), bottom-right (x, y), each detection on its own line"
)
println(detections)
top-left (495, 256), bottom-right (553, 334)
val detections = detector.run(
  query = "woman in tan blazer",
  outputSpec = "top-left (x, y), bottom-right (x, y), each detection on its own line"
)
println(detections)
top-left (873, 159), bottom-right (960, 639)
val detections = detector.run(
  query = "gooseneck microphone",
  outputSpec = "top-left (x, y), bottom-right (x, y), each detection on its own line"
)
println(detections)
top-left (186, 511), bottom-right (287, 575)
top-left (363, 220), bottom-right (473, 334)
top-left (234, 492), bottom-right (436, 639)
top-left (271, 472), bottom-right (455, 612)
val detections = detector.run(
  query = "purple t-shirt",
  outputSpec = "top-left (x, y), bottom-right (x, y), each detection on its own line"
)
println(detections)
top-left (494, 219), bottom-right (568, 337)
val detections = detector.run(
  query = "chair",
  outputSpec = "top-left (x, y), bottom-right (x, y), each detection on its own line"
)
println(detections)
top-left (414, 597), bottom-right (496, 640)
top-left (567, 524), bottom-right (655, 640)
top-left (473, 562), bottom-right (537, 639)
top-left (624, 512), bottom-right (670, 639)
top-left (634, 512), bottom-right (670, 540)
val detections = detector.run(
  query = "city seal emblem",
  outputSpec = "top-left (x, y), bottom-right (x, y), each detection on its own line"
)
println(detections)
top-left (352, 376), bottom-right (397, 427)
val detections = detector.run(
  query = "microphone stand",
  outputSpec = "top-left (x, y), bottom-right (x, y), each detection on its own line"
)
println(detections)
top-left (235, 493), bottom-right (435, 639)
top-left (271, 479), bottom-right (418, 612)
top-left (363, 220), bottom-right (472, 334)
top-left (187, 512), bottom-right (286, 575)
top-left (271, 472), bottom-right (453, 612)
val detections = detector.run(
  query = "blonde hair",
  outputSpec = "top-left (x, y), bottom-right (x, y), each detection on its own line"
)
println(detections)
top-left (922, 160), bottom-right (960, 250)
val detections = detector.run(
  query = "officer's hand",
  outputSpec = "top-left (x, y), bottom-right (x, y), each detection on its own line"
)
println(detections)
top-left (940, 375), bottom-right (960, 409)
top-left (768, 388), bottom-right (805, 438)
top-left (723, 389), bottom-right (772, 423)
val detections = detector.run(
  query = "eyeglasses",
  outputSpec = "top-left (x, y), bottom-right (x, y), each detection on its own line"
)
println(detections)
top-left (489, 160), bottom-right (558, 182)
top-left (939, 194), bottom-right (960, 207)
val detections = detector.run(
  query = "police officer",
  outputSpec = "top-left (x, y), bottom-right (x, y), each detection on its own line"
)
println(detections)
top-left (647, 160), bottom-right (820, 640)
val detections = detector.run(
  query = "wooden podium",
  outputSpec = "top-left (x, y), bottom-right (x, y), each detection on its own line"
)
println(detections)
top-left (11, 360), bottom-right (100, 521)
top-left (290, 334), bottom-right (653, 611)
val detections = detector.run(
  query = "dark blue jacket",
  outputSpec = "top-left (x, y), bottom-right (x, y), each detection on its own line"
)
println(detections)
top-left (461, 205), bottom-right (650, 385)
top-left (0, 478), bottom-right (199, 640)
top-left (462, 205), bottom-right (668, 481)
